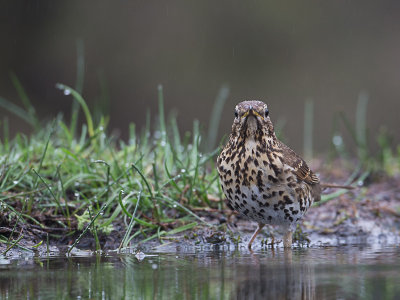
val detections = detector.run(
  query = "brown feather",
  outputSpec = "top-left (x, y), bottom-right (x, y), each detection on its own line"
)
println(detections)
top-left (277, 140), bottom-right (321, 202)
top-left (277, 140), bottom-right (320, 185)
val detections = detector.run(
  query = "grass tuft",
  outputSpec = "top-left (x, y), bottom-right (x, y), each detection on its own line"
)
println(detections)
top-left (0, 85), bottom-right (223, 252)
top-left (1, 84), bottom-right (399, 253)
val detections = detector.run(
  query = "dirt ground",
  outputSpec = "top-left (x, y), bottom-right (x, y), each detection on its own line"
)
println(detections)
top-left (1, 166), bottom-right (400, 257)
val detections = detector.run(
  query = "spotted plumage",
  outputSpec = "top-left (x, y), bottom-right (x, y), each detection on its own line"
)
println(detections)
top-left (217, 100), bottom-right (321, 248)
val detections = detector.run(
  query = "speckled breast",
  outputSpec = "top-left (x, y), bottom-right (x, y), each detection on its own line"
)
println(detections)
top-left (217, 142), bottom-right (314, 229)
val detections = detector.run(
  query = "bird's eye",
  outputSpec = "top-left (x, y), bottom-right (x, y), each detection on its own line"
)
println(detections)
top-left (264, 108), bottom-right (269, 117)
top-left (234, 110), bottom-right (239, 118)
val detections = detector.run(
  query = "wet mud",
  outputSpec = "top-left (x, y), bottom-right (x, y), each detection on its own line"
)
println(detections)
top-left (1, 171), bottom-right (399, 258)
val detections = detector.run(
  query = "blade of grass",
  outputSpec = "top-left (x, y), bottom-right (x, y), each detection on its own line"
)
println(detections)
top-left (9, 72), bottom-right (38, 129)
top-left (88, 207), bottom-right (101, 252)
top-left (0, 96), bottom-right (34, 126)
top-left (2, 235), bottom-right (30, 255)
top-left (33, 119), bottom-right (56, 188)
top-left (157, 84), bottom-right (166, 142)
top-left (163, 161), bottom-right (183, 193)
top-left (70, 39), bottom-right (85, 137)
top-left (131, 163), bottom-right (155, 213)
top-left (56, 165), bottom-right (71, 227)
top-left (303, 99), bottom-right (314, 161)
top-left (56, 83), bottom-right (94, 138)
top-left (67, 199), bottom-right (112, 255)
top-left (166, 222), bottom-right (197, 235)
top-left (32, 169), bottom-right (64, 217)
top-left (156, 195), bottom-right (210, 225)
top-left (117, 190), bottom-right (133, 218)
top-left (120, 191), bottom-right (142, 249)
top-left (2, 117), bottom-right (9, 150)
top-left (207, 84), bottom-right (229, 151)
top-left (91, 160), bottom-right (111, 198)
top-left (356, 91), bottom-right (369, 162)
top-left (133, 222), bottom-right (197, 247)
top-left (75, 38), bottom-right (85, 94)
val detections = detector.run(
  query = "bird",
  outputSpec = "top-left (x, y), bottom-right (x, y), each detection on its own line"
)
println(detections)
top-left (217, 100), bottom-right (322, 249)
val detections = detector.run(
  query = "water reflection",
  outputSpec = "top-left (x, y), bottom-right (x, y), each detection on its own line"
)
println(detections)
top-left (232, 250), bottom-right (315, 300)
top-left (1, 246), bottom-right (399, 299)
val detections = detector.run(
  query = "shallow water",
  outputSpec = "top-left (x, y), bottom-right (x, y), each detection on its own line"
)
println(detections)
top-left (1, 245), bottom-right (400, 299)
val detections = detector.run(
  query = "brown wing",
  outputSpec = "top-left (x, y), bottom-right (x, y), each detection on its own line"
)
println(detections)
top-left (277, 141), bottom-right (321, 201)
top-left (277, 141), bottom-right (320, 185)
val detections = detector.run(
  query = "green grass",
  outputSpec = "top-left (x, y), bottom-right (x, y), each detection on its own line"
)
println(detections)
top-left (0, 84), bottom-right (223, 254)
top-left (329, 91), bottom-right (400, 176)
top-left (1, 78), bottom-right (400, 254)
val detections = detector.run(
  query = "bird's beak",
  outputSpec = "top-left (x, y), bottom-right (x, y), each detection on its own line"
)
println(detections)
top-left (242, 107), bottom-right (263, 120)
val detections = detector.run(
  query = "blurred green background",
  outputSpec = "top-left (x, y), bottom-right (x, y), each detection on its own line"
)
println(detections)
top-left (1, 1), bottom-right (399, 153)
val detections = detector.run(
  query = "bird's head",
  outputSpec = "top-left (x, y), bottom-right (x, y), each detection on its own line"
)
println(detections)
top-left (231, 100), bottom-right (275, 140)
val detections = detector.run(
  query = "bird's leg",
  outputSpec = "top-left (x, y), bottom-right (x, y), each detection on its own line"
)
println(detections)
top-left (283, 230), bottom-right (293, 248)
top-left (248, 223), bottom-right (265, 250)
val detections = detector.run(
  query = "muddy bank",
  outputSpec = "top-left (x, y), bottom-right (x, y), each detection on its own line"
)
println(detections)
top-left (1, 173), bottom-right (400, 258)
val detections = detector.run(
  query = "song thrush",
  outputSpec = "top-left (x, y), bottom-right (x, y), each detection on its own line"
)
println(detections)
top-left (217, 100), bottom-right (321, 249)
